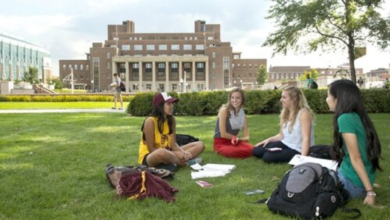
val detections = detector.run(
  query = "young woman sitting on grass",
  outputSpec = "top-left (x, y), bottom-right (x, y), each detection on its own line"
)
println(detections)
top-left (138, 92), bottom-right (205, 171)
top-left (213, 87), bottom-right (254, 158)
top-left (326, 79), bottom-right (382, 206)
top-left (252, 86), bottom-right (315, 163)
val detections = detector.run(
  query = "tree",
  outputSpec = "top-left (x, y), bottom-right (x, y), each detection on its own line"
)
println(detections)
top-left (257, 65), bottom-right (268, 85)
top-left (48, 77), bottom-right (64, 89)
top-left (298, 69), bottom-right (319, 80)
top-left (263, 0), bottom-right (390, 83)
top-left (23, 67), bottom-right (39, 84)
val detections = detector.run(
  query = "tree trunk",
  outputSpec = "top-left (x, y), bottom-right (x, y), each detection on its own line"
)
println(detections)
top-left (348, 34), bottom-right (356, 83)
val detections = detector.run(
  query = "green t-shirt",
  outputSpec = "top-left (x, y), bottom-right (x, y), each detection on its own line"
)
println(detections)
top-left (338, 113), bottom-right (375, 187)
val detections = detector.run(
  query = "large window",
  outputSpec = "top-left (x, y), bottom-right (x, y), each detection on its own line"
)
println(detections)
top-left (159, 45), bottom-right (167, 50)
top-left (134, 45), bottom-right (142, 50)
top-left (171, 45), bottom-right (180, 50)
top-left (195, 44), bottom-right (204, 50)
top-left (146, 45), bottom-right (155, 50)
top-left (183, 44), bottom-right (192, 50)
top-left (121, 45), bottom-right (130, 51)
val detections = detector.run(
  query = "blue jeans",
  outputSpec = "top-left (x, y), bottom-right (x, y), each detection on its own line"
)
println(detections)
top-left (338, 171), bottom-right (366, 198)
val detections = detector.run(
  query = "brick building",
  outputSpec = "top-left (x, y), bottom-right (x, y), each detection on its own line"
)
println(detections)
top-left (59, 20), bottom-right (266, 92)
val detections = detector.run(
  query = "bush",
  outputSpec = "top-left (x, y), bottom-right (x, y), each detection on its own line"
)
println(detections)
top-left (127, 89), bottom-right (390, 116)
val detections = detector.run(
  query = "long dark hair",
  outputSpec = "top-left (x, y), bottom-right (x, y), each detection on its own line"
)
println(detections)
top-left (329, 79), bottom-right (382, 172)
top-left (141, 102), bottom-right (174, 138)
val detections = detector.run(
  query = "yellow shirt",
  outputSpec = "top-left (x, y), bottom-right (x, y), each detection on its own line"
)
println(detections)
top-left (138, 117), bottom-right (173, 164)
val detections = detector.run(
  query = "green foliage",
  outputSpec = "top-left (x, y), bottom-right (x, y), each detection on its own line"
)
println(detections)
top-left (23, 67), bottom-right (39, 84)
top-left (0, 113), bottom-right (389, 220)
top-left (298, 69), bottom-right (319, 80)
top-left (263, 0), bottom-right (390, 83)
top-left (361, 89), bottom-right (390, 113)
top-left (50, 77), bottom-right (64, 89)
top-left (0, 95), bottom-right (133, 102)
top-left (127, 92), bottom-right (155, 116)
top-left (128, 89), bottom-right (390, 116)
top-left (302, 89), bottom-right (329, 113)
top-left (257, 65), bottom-right (268, 85)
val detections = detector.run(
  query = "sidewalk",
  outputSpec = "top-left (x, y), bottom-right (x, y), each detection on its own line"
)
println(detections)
top-left (0, 109), bottom-right (126, 114)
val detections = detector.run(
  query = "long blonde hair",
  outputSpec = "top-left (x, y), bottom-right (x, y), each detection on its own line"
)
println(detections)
top-left (219, 87), bottom-right (245, 117)
top-left (280, 86), bottom-right (314, 132)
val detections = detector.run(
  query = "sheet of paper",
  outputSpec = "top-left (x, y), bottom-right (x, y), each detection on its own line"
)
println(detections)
top-left (191, 170), bottom-right (228, 179)
top-left (202, 163), bottom-right (236, 172)
top-left (190, 163), bottom-right (203, 170)
top-left (288, 155), bottom-right (339, 171)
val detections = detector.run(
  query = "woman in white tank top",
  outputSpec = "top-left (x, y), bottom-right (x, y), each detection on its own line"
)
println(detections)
top-left (252, 86), bottom-right (315, 163)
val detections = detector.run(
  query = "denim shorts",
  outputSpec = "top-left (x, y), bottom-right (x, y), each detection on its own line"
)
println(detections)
top-left (338, 171), bottom-right (366, 198)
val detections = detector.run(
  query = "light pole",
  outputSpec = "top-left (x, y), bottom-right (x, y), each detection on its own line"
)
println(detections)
top-left (180, 78), bottom-right (183, 93)
top-left (183, 71), bottom-right (187, 93)
top-left (240, 79), bottom-right (243, 89)
top-left (234, 80), bottom-right (236, 87)
top-left (91, 80), bottom-right (94, 92)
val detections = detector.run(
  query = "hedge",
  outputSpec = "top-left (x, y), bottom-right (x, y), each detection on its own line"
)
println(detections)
top-left (127, 89), bottom-right (390, 116)
top-left (0, 94), bottom-right (134, 102)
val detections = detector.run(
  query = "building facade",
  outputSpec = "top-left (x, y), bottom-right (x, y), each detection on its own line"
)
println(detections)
top-left (0, 33), bottom-right (52, 83)
top-left (59, 20), bottom-right (267, 92)
top-left (268, 65), bottom-right (364, 82)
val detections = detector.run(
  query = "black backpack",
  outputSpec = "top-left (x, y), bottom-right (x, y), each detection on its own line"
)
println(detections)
top-left (120, 82), bottom-right (126, 91)
top-left (265, 162), bottom-right (359, 219)
top-left (311, 81), bottom-right (318, 89)
top-left (176, 134), bottom-right (199, 146)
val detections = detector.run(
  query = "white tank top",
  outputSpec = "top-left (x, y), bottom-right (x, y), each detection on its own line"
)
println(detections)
top-left (281, 109), bottom-right (315, 153)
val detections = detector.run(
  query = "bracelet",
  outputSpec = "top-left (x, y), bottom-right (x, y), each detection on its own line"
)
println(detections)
top-left (366, 192), bottom-right (376, 197)
top-left (366, 189), bottom-right (374, 192)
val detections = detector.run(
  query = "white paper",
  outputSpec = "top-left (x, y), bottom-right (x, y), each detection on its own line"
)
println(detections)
top-left (190, 163), bottom-right (236, 179)
top-left (288, 155), bottom-right (339, 171)
top-left (190, 163), bottom-right (203, 170)
top-left (202, 163), bottom-right (236, 172)
top-left (191, 170), bottom-right (228, 179)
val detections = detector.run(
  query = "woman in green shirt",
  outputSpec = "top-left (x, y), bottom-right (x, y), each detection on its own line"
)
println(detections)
top-left (326, 79), bottom-right (382, 206)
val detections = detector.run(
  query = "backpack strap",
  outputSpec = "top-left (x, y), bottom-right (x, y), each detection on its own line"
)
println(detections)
top-left (340, 207), bottom-right (361, 219)
top-left (252, 198), bottom-right (268, 204)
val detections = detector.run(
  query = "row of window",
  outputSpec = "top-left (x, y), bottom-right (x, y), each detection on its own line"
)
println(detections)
top-left (119, 44), bottom-right (206, 51)
top-left (63, 64), bottom-right (90, 70)
top-left (113, 36), bottom-right (214, 41)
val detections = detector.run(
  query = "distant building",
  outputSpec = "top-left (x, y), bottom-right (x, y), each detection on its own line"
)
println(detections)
top-left (59, 20), bottom-right (266, 92)
top-left (366, 68), bottom-right (388, 78)
top-left (0, 33), bottom-right (52, 83)
top-left (268, 66), bottom-right (310, 82)
top-left (268, 64), bottom-right (364, 82)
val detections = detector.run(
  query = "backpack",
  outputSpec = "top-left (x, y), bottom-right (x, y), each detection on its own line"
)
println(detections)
top-left (311, 81), bottom-right (318, 89)
top-left (265, 162), bottom-right (359, 219)
top-left (176, 134), bottom-right (199, 146)
top-left (309, 145), bottom-right (331, 160)
top-left (105, 164), bottom-right (174, 188)
top-left (120, 82), bottom-right (126, 91)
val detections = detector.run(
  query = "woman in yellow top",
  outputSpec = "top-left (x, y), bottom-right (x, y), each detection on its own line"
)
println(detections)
top-left (138, 92), bottom-right (205, 171)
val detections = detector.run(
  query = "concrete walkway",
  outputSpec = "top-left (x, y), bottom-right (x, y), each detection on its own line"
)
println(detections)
top-left (0, 109), bottom-right (127, 114)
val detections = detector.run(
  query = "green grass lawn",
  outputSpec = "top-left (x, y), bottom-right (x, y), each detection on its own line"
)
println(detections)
top-left (0, 102), bottom-right (123, 110)
top-left (0, 113), bottom-right (389, 220)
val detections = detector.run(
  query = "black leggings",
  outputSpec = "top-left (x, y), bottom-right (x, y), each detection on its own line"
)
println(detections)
top-left (252, 141), bottom-right (299, 163)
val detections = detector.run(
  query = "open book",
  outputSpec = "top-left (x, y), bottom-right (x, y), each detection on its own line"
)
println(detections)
top-left (288, 155), bottom-right (339, 171)
top-left (190, 163), bottom-right (236, 179)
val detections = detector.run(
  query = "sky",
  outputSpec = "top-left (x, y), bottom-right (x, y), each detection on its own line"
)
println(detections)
top-left (1, 0), bottom-right (389, 76)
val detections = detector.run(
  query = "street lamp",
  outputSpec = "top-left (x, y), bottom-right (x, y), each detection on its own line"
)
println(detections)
top-left (234, 80), bottom-right (236, 87)
top-left (240, 79), bottom-right (243, 88)
top-left (91, 80), bottom-right (94, 92)
top-left (183, 71), bottom-right (187, 93)
top-left (180, 78), bottom-right (183, 93)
